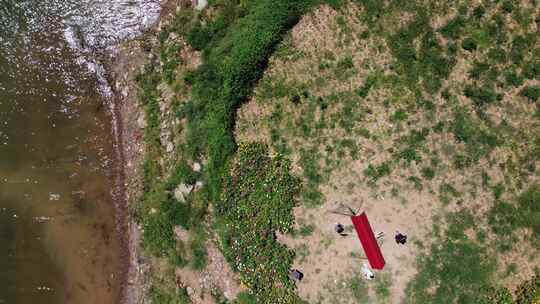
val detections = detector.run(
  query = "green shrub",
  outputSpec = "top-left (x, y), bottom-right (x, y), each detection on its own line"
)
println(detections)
top-left (234, 292), bottom-right (258, 304)
top-left (185, 0), bottom-right (312, 204)
top-left (488, 201), bottom-right (519, 237)
top-left (190, 231), bottom-right (208, 270)
top-left (391, 109), bottom-right (409, 122)
top-left (451, 110), bottom-right (499, 162)
top-left (326, 0), bottom-right (345, 9)
top-left (187, 23), bottom-right (213, 50)
top-left (356, 73), bottom-right (377, 97)
top-left (504, 70), bottom-right (524, 87)
top-left (399, 147), bottom-right (421, 163)
top-left (439, 15), bottom-right (466, 39)
top-left (521, 86), bottom-right (540, 102)
top-left (389, 12), bottom-right (455, 93)
top-left (464, 85), bottom-right (501, 108)
top-left (473, 5), bottom-right (486, 19)
top-left (462, 37), bottom-right (478, 51)
top-left (421, 167), bottom-right (435, 180)
top-left (523, 60), bottom-right (540, 80)
top-left (517, 185), bottom-right (540, 240)
top-left (501, 0), bottom-right (513, 13)
top-left (148, 285), bottom-right (191, 304)
top-left (364, 162), bottom-right (391, 182)
top-left (469, 61), bottom-right (489, 80)
top-left (354, 0), bottom-right (385, 25)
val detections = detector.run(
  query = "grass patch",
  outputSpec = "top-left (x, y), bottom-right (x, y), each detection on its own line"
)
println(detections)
top-left (406, 211), bottom-right (497, 303)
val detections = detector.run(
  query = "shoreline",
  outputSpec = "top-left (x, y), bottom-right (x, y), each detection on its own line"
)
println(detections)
top-left (103, 2), bottom-right (179, 302)
top-left (104, 39), bottom-right (147, 304)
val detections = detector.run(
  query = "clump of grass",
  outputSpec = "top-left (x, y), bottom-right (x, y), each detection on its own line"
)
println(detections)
top-left (148, 284), bottom-right (191, 304)
top-left (374, 272), bottom-right (393, 300)
top-left (488, 185), bottom-right (540, 249)
top-left (464, 84), bottom-right (502, 109)
top-left (450, 110), bottom-right (499, 162)
top-left (421, 167), bottom-right (435, 180)
top-left (439, 14), bottom-right (467, 39)
top-left (389, 12), bottom-right (455, 93)
top-left (364, 162), bottom-right (391, 182)
top-left (521, 86), bottom-right (540, 102)
top-left (348, 272), bottom-right (370, 302)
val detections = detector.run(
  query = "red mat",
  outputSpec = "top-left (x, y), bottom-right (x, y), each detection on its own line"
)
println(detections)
top-left (351, 212), bottom-right (385, 270)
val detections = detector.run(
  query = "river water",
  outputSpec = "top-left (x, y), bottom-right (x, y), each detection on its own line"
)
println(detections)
top-left (0, 1), bottom-right (160, 303)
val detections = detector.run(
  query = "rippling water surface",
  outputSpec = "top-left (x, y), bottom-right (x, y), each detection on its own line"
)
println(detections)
top-left (0, 1), bottom-right (160, 303)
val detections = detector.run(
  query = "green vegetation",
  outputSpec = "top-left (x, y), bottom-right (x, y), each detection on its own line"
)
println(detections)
top-left (136, 1), bottom-right (315, 302)
top-left (136, 0), bottom-right (540, 302)
top-left (489, 185), bottom-right (540, 247)
top-left (219, 143), bottom-right (301, 303)
top-left (521, 86), bottom-right (540, 102)
top-left (184, 0), bottom-right (313, 206)
top-left (406, 211), bottom-right (497, 303)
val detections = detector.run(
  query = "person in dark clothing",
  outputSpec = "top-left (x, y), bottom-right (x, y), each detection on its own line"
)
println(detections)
top-left (395, 231), bottom-right (407, 245)
top-left (335, 223), bottom-right (347, 236)
top-left (290, 269), bottom-right (304, 282)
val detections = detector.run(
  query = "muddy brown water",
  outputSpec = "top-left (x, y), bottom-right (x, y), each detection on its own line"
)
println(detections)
top-left (0, 0), bottom-right (159, 303)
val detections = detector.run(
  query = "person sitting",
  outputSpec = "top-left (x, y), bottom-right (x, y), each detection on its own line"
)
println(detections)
top-left (335, 223), bottom-right (347, 236)
top-left (290, 269), bottom-right (304, 282)
top-left (395, 231), bottom-right (407, 245)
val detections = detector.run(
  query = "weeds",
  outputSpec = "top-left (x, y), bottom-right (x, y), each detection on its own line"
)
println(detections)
top-left (406, 211), bottom-right (497, 303)
top-left (521, 86), bottom-right (540, 102)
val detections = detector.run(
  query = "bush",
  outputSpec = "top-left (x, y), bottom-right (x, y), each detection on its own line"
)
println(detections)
top-left (186, 23), bottom-right (213, 50)
top-left (364, 162), bottom-right (391, 182)
top-left (421, 167), bottom-right (435, 180)
top-left (462, 37), bottom-right (478, 51)
top-left (389, 12), bottom-right (455, 93)
top-left (439, 15), bottom-right (466, 39)
top-left (451, 110), bottom-right (499, 162)
top-left (464, 85), bottom-right (501, 108)
top-left (521, 86), bottom-right (540, 102)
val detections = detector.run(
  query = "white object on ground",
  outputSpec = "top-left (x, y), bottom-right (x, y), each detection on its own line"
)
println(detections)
top-left (362, 263), bottom-right (374, 280)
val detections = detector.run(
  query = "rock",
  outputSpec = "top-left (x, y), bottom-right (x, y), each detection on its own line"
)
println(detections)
top-left (194, 0), bottom-right (208, 10)
top-left (174, 183), bottom-right (193, 202)
top-left (192, 162), bottom-right (201, 172)
top-left (49, 193), bottom-right (61, 201)
top-left (137, 115), bottom-right (146, 129)
top-left (186, 286), bottom-right (194, 296)
top-left (194, 181), bottom-right (204, 191)
top-left (149, 208), bottom-right (157, 215)
top-left (166, 141), bottom-right (174, 153)
top-left (224, 290), bottom-right (233, 300)
top-left (121, 86), bottom-right (129, 97)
